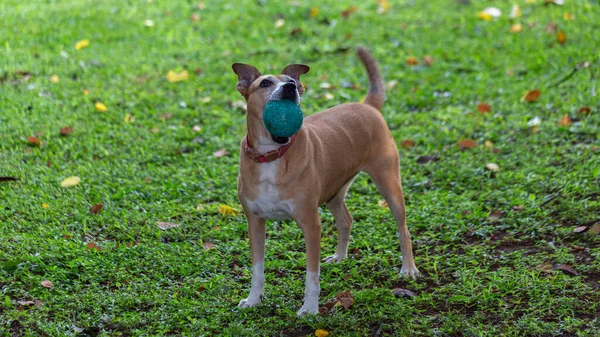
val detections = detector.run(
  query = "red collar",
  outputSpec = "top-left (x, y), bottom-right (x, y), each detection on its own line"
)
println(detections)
top-left (244, 135), bottom-right (296, 163)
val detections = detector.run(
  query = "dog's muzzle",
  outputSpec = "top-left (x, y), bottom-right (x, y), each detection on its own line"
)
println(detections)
top-left (280, 82), bottom-right (297, 100)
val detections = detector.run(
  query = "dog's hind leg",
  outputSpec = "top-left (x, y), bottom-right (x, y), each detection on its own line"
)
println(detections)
top-left (323, 178), bottom-right (355, 264)
top-left (364, 154), bottom-right (419, 278)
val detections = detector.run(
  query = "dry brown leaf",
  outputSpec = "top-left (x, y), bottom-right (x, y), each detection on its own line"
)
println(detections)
top-left (488, 210), bottom-right (504, 223)
top-left (378, 199), bottom-right (388, 209)
top-left (401, 139), bottom-right (415, 149)
top-left (341, 6), bottom-right (358, 18)
top-left (86, 242), bottom-right (102, 251)
top-left (484, 140), bottom-right (494, 149)
top-left (157, 222), bottom-right (181, 230)
top-left (577, 107), bottom-right (591, 115)
top-left (485, 163), bottom-right (500, 172)
top-left (458, 139), bottom-right (477, 150)
top-left (555, 264), bottom-right (579, 276)
top-left (423, 55), bottom-right (434, 66)
top-left (573, 226), bottom-right (589, 233)
top-left (59, 126), bottom-right (73, 136)
top-left (90, 203), bottom-right (104, 214)
top-left (557, 31), bottom-right (566, 44)
top-left (523, 89), bottom-right (541, 102)
top-left (40, 280), bottom-right (53, 289)
top-left (203, 241), bottom-right (215, 250)
top-left (405, 57), bottom-right (418, 66)
top-left (477, 103), bottom-right (491, 114)
top-left (559, 115), bottom-right (572, 126)
top-left (392, 288), bottom-right (416, 298)
top-left (190, 13), bottom-right (200, 22)
top-left (416, 155), bottom-right (439, 164)
top-left (591, 224), bottom-right (600, 235)
top-left (213, 149), bottom-right (229, 157)
top-left (27, 136), bottom-right (41, 146)
top-left (339, 296), bottom-right (354, 310)
top-left (161, 113), bottom-right (173, 120)
top-left (535, 262), bottom-right (554, 273)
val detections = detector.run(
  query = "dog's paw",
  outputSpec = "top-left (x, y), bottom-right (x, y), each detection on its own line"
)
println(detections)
top-left (322, 253), bottom-right (347, 264)
top-left (238, 296), bottom-right (262, 308)
top-left (400, 265), bottom-right (420, 279)
top-left (296, 303), bottom-right (319, 317)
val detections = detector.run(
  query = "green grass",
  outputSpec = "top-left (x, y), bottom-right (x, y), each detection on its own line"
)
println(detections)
top-left (1, 0), bottom-right (599, 336)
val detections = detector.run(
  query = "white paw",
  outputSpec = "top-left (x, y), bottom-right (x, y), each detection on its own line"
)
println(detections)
top-left (322, 253), bottom-right (347, 264)
top-left (296, 303), bottom-right (319, 317)
top-left (400, 265), bottom-right (420, 279)
top-left (238, 296), bottom-right (262, 308)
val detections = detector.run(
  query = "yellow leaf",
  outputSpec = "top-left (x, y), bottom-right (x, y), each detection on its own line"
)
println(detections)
top-left (60, 176), bottom-right (81, 188)
top-left (484, 140), bottom-right (494, 149)
top-left (478, 7), bottom-right (501, 21)
top-left (563, 12), bottom-right (574, 21)
top-left (167, 70), bottom-right (189, 83)
top-left (95, 102), bottom-right (108, 112)
top-left (50, 75), bottom-right (59, 83)
top-left (405, 56), bottom-right (418, 66)
top-left (74, 39), bottom-right (90, 50)
top-left (510, 5), bottom-right (521, 19)
top-left (218, 204), bottom-right (240, 216)
top-left (82, 89), bottom-right (89, 95)
top-left (510, 23), bottom-right (523, 33)
top-left (315, 329), bottom-right (330, 337)
top-left (559, 115), bottom-right (572, 126)
top-left (377, 0), bottom-right (390, 14)
top-left (557, 31), bottom-right (566, 44)
top-left (477, 12), bottom-right (492, 21)
top-left (124, 113), bottom-right (135, 123)
top-left (42, 203), bottom-right (49, 209)
top-left (310, 7), bottom-right (319, 17)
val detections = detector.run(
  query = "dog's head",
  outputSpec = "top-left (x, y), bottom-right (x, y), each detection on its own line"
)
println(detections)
top-left (231, 63), bottom-right (309, 112)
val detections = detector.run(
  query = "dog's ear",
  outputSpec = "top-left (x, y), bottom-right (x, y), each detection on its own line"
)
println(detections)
top-left (281, 64), bottom-right (309, 82)
top-left (232, 63), bottom-right (261, 97)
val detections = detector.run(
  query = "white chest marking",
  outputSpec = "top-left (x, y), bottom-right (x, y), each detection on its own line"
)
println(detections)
top-left (246, 160), bottom-right (294, 220)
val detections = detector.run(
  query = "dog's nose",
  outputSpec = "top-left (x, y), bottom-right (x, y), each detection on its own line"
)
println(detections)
top-left (281, 82), bottom-right (297, 100)
top-left (283, 82), bottom-right (296, 91)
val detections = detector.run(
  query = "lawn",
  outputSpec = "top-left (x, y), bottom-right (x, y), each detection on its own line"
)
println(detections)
top-left (1, 0), bottom-right (599, 336)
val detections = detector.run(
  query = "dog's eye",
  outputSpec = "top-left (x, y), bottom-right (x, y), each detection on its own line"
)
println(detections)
top-left (259, 80), bottom-right (272, 88)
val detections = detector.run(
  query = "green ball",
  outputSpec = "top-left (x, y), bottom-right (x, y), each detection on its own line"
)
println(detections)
top-left (263, 100), bottom-right (303, 137)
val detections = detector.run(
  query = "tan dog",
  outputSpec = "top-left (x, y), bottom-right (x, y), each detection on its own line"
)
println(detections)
top-left (232, 47), bottom-right (419, 316)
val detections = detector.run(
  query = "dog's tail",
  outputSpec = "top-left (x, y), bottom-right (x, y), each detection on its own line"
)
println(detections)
top-left (357, 47), bottom-right (385, 111)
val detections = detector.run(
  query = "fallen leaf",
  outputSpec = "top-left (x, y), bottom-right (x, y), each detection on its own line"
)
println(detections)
top-left (90, 203), bottom-right (104, 214)
top-left (124, 113), bottom-right (134, 123)
top-left (200, 97), bottom-right (211, 103)
top-left (150, 127), bottom-right (159, 133)
top-left (144, 19), bottom-right (154, 27)
top-left (510, 4), bottom-right (521, 18)
top-left (573, 226), bottom-right (589, 233)
top-left (339, 295), bottom-right (353, 309)
top-left (17, 300), bottom-right (43, 308)
top-left (315, 329), bottom-right (330, 337)
top-left (555, 264), bottom-right (579, 276)
top-left (510, 23), bottom-right (523, 33)
top-left (324, 93), bottom-right (334, 100)
top-left (74, 39), bottom-right (90, 50)
top-left (423, 55), bottom-right (434, 66)
top-left (310, 7), bottom-right (319, 17)
top-left (157, 222), bottom-right (181, 230)
top-left (401, 140), bottom-right (415, 149)
top-left (484, 140), bottom-right (494, 149)
top-left (377, 0), bottom-right (390, 14)
top-left (50, 75), bottom-right (59, 83)
top-left (577, 107), bottom-right (591, 115)
top-left (95, 102), bottom-right (108, 112)
top-left (341, 6), bottom-right (358, 18)
top-left (545, 22), bottom-right (557, 34)
top-left (218, 204), bottom-right (240, 216)
top-left (477, 103), bottom-right (491, 113)
top-left (190, 13), bottom-right (200, 22)
top-left (416, 155), bottom-right (439, 164)
top-left (40, 280), bottom-right (53, 288)
top-left (62, 233), bottom-right (73, 239)
top-left (192, 125), bottom-right (201, 132)
top-left (167, 70), bottom-right (189, 83)
top-left (161, 113), bottom-right (173, 120)
top-left (591, 224), bottom-right (600, 235)
top-left (378, 199), bottom-right (388, 209)
top-left (488, 210), bottom-right (503, 223)
top-left (275, 19), bottom-right (285, 28)
top-left (485, 163), bottom-right (500, 172)
top-left (405, 57), bottom-right (418, 66)
top-left (203, 242), bottom-right (215, 250)
top-left (386, 80), bottom-right (398, 90)
top-left (527, 116), bottom-right (541, 127)
top-left (458, 139), bottom-right (477, 150)
top-left (86, 242), bottom-right (102, 251)
top-left (26, 136), bottom-right (41, 146)
top-left (559, 115), bottom-right (572, 126)
top-left (557, 31), bottom-right (566, 44)
top-left (392, 288), bottom-right (416, 298)
top-left (523, 89), bottom-right (541, 102)
top-left (196, 204), bottom-right (204, 211)
top-left (60, 176), bottom-right (81, 188)
top-left (42, 203), bottom-right (49, 209)
top-left (511, 204), bottom-right (525, 211)
top-left (213, 149), bottom-right (229, 157)
top-left (59, 126), bottom-right (73, 136)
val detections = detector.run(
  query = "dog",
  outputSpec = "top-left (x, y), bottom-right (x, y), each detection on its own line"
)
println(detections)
top-left (232, 47), bottom-right (419, 316)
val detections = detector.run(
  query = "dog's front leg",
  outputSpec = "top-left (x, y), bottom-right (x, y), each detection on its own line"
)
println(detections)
top-left (295, 209), bottom-right (321, 317)
top-left (238, 211), bottom-right (266, 308)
